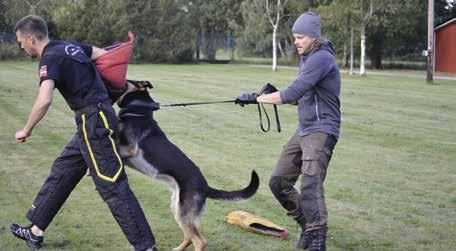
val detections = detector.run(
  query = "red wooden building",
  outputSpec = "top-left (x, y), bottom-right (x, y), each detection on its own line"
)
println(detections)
top-left (434, 18), bottom-right (456, 73)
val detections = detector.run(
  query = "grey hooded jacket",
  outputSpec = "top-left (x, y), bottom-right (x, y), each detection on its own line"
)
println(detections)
top-left (279, 41), bottom-right (341, 138)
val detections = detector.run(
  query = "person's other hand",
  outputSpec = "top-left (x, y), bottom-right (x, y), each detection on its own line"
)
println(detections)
top-left (15, 128), bottom-right (31, 143)
top-left (235, 93), bottom-right (258, 106)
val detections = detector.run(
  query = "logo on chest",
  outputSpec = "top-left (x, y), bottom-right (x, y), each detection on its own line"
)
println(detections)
top-left (65, 44), bottom-right (83, 56)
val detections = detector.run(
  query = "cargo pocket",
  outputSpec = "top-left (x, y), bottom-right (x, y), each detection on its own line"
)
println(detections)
top-left (301, 147), bottom-right (324, 176)
top-left (81, 111), bottom-right (123, 182)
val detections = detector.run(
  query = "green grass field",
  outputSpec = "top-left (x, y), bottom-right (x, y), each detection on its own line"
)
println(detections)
top-left (0, 61), bottom-right (455, 250)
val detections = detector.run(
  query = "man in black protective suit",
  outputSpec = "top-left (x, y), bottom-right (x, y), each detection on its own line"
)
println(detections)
top-left (10, 15), bottom-right (157, 251)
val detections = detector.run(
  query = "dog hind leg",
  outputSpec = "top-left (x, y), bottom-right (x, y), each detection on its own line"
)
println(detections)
top-left (184, 206), bottom-right (207, 251)
top-left (172, 197), bottom-right (192, 250)
top-left (172, 223), bottom-right (192, 251)
top-left (189, 223), bottom-right (207, 251)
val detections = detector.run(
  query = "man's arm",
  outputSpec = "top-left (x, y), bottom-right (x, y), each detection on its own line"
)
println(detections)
top-left (15, 80), bottom-right (54, 143)
top-left (91, 46), bottom-right (108, 60)
top-left (279, 52), bottom-right (331, 104)
top-left (257, 91), bottom-right (283, 105)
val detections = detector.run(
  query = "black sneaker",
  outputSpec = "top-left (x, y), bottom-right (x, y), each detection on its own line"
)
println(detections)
top-left (295, 230), bottom-right (311, 249)
top-left (10, 223), bottom-right (43, 249)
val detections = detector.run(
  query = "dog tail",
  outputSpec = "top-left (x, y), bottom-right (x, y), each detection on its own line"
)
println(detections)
top-left (206, 170), bottom-right (259, 201)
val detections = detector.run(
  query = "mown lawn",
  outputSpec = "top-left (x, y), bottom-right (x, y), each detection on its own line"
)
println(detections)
top-left (0, 61), bottom-right (455, 250)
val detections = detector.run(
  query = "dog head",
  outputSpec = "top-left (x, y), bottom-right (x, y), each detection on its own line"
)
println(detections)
top-left (117, 80), bottom-right (160, 111)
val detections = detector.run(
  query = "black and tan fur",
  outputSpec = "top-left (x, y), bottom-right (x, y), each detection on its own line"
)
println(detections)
top-left (116, 81), bottom-right (259, 251)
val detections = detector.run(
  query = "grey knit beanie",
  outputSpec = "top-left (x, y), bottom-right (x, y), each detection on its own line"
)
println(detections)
top-left (292, 12), bottom-right (321, 38)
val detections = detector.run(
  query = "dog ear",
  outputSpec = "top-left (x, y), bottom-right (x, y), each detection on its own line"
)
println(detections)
top-left (144, 81), bottom-right (153, 89)
top-left (137, 80), bottom-right (153, 89)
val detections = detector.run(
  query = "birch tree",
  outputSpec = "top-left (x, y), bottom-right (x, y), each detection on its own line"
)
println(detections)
top-left (359, 0), bottom-right (373, 76)
top-left (265, 0), bottom-right (289, 71)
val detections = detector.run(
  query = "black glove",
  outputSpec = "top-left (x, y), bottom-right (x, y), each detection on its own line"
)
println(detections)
top-left (259, 83), bottom-right (279, 95)
top-left (235, 92), bottom-right (258, 106)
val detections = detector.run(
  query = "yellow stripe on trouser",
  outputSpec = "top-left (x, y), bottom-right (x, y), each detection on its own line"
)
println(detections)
top-left (82, 111), bottom-right (123, 182)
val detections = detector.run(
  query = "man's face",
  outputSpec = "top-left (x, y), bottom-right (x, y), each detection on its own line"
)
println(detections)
top-left (293, 33), bottom-right (315, 55)
top-left (16, 31), bottom-right (38, 58)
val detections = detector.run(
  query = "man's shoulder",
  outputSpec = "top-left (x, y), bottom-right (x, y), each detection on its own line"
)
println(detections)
top-left (309, 49), bottom-right (333, 60)
top-left (39, 53), bottom-right (64, 66)
top-left (42, 40), bottom-right (91, 64)
top-left (42, 40), bottom-right (68, 58)
top-left (43, 40), bottom-right (86, 55)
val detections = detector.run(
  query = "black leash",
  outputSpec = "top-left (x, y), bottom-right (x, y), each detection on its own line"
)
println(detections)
top-left (160, 100), bottom-right (235, 107)
top-left (257, 103), bottom-right (281, 133)
top-left (160, 100), bottom-right (281, 133)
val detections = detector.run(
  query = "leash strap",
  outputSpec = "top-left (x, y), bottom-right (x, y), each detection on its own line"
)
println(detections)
top-left (160, 99), bottom-right (281, 133)
top-left (273, 104), bottom-right (281, 133)
top-left (257, 103), bottom-right (281, 133)
top-left (257, 103), bottom-right (270, 132)
top-left (161, 100), bottom-right (235, 107)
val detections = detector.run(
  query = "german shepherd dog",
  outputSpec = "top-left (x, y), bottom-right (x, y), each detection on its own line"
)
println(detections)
top-left (116, 81), bottom-right (259, 251)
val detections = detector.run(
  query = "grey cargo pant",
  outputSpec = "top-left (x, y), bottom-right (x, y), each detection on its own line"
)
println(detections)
top-left (269, 132), bottom-right (337, 235)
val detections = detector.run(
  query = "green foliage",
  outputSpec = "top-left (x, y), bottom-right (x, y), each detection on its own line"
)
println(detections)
top-left (0, 0), bottom-right (454, 63)
top-left (52, 0), bottom-right (194, 63)
top-left (436, 0), bottom-right (456, 25)
top-left (316, 0), bottom-right (428, 69)
top-left (236, 0), bottom-right (311, 58)
top-left (188, 0), bottom-right (243, 61)
top-left (237, 1), bottom-right (272, 57)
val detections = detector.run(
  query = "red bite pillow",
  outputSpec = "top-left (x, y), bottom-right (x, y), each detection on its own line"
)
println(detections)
top-left (95, 31), bottom-right (135, 89)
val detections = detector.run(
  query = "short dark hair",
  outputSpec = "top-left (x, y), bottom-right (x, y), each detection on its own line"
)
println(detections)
top-left (14, 15), bottom-right (48, 41)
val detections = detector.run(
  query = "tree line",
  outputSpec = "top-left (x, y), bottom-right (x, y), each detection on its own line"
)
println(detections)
top-left (1, 0), bottom-right (455, 69)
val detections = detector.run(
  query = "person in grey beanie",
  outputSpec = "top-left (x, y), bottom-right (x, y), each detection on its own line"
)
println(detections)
top-left (236, 12), bottom-right (340, 251)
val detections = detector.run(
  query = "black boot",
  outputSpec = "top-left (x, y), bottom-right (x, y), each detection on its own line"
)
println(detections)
top-left (308, 232), bottom-right (326, 251)
top-left (294, 219), bottom-right (310, 249)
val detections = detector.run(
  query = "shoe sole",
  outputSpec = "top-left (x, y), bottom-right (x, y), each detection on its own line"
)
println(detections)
top-left (26, 240), bottom-right (42, 249)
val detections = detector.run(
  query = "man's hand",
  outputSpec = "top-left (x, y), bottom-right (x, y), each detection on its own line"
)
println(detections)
top-left (16, 79), bottom-right (54, 144)
top-left (259, 83), bottom-right (279, 95)
top-left (91, 46), bottom-right (108, 60)
top-left (235, 93), bottom-right (258, 106)
top-left (15, 128), bottom-right (31, 143)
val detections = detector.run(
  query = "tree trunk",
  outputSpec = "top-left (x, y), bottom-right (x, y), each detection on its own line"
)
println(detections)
top-left (209, 28), bottom-right (216, 61)
top-left (195, 31), bottom-right (201, 64)
top-left (343, 42), bottom-right (348, 68)
top-left (344, 15), bottom-right (350, 68)
top-left (350, 26), bottom-right (354, 75)
top-left (360, 25), bottom-right (366, 76)
top-left (369, 53), bottom-right (382, 69)
top-left (278, 40), bottom-right (285, 58)
top-left (272, 25), bottom-right (278, 71)
top-left (200, 19), bottom-right (206, 61)
top-left (205, 27), bottom-right (216, 62)
top-left (427, 0), bottom-right (434, 83)
top-left (367, 27), bottom-right (385, 69)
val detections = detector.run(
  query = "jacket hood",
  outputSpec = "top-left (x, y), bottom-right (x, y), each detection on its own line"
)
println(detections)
top-left (320, 40), bottom-right (334, 55)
